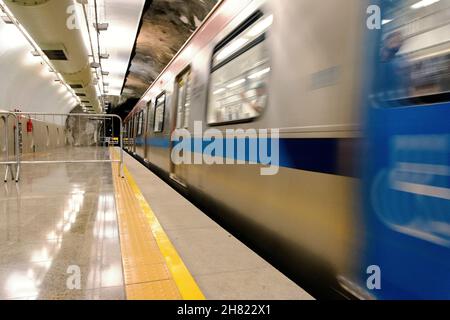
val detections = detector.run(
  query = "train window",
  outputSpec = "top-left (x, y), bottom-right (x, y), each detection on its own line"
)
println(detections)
top-left (175, 69), bottom-right (192, 129)
top-left (137, 110), bottom-right (144, 135)
top-left (376, 0), bottom-right (450, 105)
top-left (207, 11), bottom-right (272, 125)
top-left (153, 93), bottom-right (166, 132)
top-left (146, 100), bottom-right (153, 133)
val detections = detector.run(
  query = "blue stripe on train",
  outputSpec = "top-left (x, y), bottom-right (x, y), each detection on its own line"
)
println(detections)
top-left (139, 136), bottom-right (358, 177)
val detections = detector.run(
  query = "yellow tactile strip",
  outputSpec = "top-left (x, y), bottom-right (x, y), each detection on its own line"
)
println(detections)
top-left (110, 150), bottom-right (205, 300)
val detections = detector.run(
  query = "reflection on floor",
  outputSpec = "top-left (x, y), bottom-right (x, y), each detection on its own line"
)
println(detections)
top-left (0, 147), bottom-right (124, 300)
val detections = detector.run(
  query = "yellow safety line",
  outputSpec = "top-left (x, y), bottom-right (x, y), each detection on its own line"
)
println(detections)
top-left (123, 166), bottom-right (205, 300)
top-left (111, 149), bottom-right (205, 300)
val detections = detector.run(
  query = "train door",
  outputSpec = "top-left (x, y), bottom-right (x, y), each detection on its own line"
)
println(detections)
top-left (360, 0), bottom-right (450, 299)
top-left (143, 102), bottom-right (151, 162)
top-left (170, 67), bottom-right (192, 186)
top-left (127, 121), bottom-right (132, 150)
top-left (135, 110), bottom-right (146, 158)
top-left (132, 114), bottom-right (137, 154)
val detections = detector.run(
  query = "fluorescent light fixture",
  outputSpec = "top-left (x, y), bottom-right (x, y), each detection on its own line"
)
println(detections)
top-left (1, 16), bottom-right (12, 24)
top-left (93, 22), bottom-right (109, 31)
top-left (247, 15), bottom-right (273, 37)
top-left (216, 38), bottom-right (249, 62)
top-left (0, 7), bottom-right (12, 24)
top-left (90, 62), bottom-right (101, 69)
top-left (227, 79), bottom-right (246, 89)
top-left (213, 88), bottom-right (226, 95)
top-left (248, 67), bottom-right (271, 79)
top-left (411, 0), bottom-right (440, 9)
top-left (215, 15), bottom-right (273, 63)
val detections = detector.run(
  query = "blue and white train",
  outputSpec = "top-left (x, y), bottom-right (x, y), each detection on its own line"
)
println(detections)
top-left (124, 0), bottom-right (450, 299)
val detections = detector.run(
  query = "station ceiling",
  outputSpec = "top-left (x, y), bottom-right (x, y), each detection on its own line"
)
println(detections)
top-left (118, 0), bottom-right (218, 107)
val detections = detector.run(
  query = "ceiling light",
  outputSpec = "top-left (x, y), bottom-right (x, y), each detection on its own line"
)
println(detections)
top-left (90, 62), bottom-right (101, 69)
top-left (411, 0), bottom-right (441, 9)
top-left (1, 12), bottom-right (12, 24)
top-left (213, 88), bottom-right (226, 95)
top-left (81, 0), bottom-right (146, 96)
top-left (248, 67), bottom-right (271, 79)
top-left (93, 22), bottom-right (109, 31)
top-left (227, 79), bottom-right (246, 89)
top-left (216, 38), bottom-right (249, 62)
top-left (247, 15), bottom-right (273, 37)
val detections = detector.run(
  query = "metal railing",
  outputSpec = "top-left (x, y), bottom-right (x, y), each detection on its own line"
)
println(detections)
top-left (1, 112), bottom-right (124, 183)
top-left (0, 112), bottom-right (20, 182)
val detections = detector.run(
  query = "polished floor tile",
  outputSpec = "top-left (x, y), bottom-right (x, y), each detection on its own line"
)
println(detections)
top-left (0, 148), bottom-right (125, 300)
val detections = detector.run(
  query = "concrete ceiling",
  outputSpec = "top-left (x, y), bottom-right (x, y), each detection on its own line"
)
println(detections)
top-left (119, 0), bottom-right (219, 103)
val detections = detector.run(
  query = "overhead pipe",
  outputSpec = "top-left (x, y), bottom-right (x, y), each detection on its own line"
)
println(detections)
top-left (4, 0), bottom-right (101, 112)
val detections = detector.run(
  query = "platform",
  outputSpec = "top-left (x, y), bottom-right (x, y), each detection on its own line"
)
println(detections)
top-left (0, 147), bottom-right (313, 300)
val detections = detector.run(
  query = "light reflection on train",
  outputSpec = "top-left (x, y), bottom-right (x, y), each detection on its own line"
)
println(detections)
top-left (123, 0), bottom-right (450, 299)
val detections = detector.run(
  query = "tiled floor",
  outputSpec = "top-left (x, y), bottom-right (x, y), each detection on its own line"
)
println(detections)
top-left (0, 147), bottom-right (125, 300)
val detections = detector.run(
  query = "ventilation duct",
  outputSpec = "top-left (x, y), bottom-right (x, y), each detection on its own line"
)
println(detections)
top-left (4, 0), bottom-right (101, 112)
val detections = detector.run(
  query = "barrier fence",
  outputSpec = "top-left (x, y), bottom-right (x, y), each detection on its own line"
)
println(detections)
top-left (0, 112), bottom-right (124, 182)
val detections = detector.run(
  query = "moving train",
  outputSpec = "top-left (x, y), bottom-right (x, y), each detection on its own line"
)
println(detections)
top-left (124, 0), bottom-right (450, 299)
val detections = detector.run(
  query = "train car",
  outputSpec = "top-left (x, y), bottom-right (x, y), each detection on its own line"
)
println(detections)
top-left (123, 0), bottom-right (450, 299)
top-left (360, 0), bottom-right (450, 299)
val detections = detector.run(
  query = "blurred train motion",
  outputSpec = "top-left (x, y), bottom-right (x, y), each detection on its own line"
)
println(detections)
top-left (122, 0), bottom-right (450, 299)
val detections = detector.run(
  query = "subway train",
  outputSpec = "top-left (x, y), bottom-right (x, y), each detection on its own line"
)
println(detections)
top-left (123, 0), bottom-right (450, 299)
